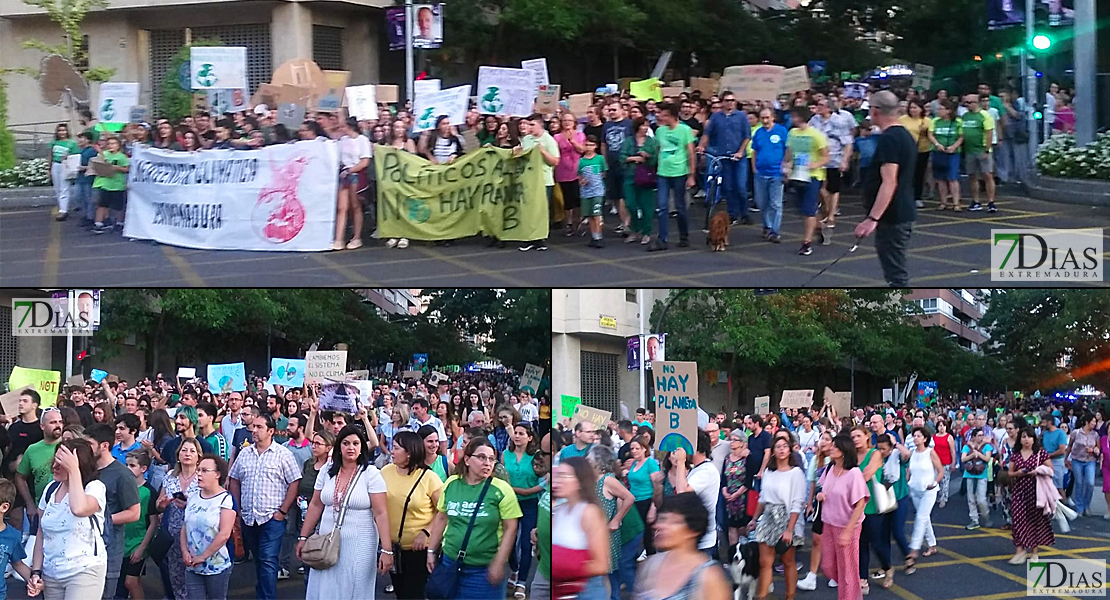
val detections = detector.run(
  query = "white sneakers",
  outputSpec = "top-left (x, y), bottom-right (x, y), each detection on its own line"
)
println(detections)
top-left (828, 579), bottom-right (838, 588)
top-left (385, 238), bottom-right (410, 248)
top-left (798, 571), bottom-right (818, 590)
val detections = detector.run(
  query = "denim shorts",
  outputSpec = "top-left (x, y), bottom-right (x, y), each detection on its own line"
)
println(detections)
top-left (932, 151), bottom-right (960, 181)
top-left (788, 178), bottom-right (822, 217)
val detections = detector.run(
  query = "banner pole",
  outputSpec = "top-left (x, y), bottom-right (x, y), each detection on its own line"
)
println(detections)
top-left (639, 290), bottom-right (645, 410)
top-left (405, 0), bottom-right (414, 103)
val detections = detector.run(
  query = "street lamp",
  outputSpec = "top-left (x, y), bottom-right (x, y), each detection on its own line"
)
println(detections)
top-left (1032, 34), bottom-right (1052, 51)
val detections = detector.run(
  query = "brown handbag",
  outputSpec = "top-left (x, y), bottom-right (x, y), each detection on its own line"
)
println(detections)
top-left (300, 465), bottom-right (365, 570)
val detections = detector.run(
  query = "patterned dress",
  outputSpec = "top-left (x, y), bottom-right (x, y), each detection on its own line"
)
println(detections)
top-left (161, 473), bottom-right (200, 600)
top-left (723, 455), bottom-right (748, 526)
top-left (596, 474), bottom-right (620, 573)
top-left (1010, 449), bottom-right (1055, 550)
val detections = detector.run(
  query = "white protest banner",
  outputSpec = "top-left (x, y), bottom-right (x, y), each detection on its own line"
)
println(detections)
top-left (477, 66), bottom-right (535, 117)
top-left (97, 82), bottom-right (140, 124)
top-left (755, 395), bottom-right (770, 415)
top-left (519, 363), bottom-right (543, 394)
top-left (122, 140), bottom-right (338, 251)
top-left (414, 79), bottom-right (441, 97)
top-left (385, 362), bottom-right (394, 373)
top-left (345, 85), bottom-right (377, 120)
top-left (207, 88), bottom-right (249, 114)
top-left (570, 404), bottom-right (611, 431)
top-left (318, 381), bottom-right (363, 414)
top-left (912, 63), bottom-right (934, 90)
top-left (535, 84), bottom-right (560, 115)
top-left (653, 361), bottom-right (698, 454)
top-left (719, 65), bottom-right (785, 102)
top-left (430, 371), bottom-right (448, 385)
top-left (883, 388), bottom-right (893, 403)
top-left (521, 58), bottom-right (549, 89)
top-left (346, 369), bottom-right (370, 381)
top-left (412, 85), bottom-right (472, 132)
top-left (305, 350), bottom-right (348, 386)
top-left (779, 66), bottom-right (811, 95)
top-left (190, 47), bottom-right (247, 90)
top-left (780, 389), bottom-right (814, 408)
top-left (176, 367), bottom-right (196, 379)
top-left (844, 82), bottom-right (869, 99)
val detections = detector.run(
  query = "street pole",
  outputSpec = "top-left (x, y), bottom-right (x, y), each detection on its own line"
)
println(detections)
top-left (65, 290), bottom-right (74, 378)
top-left (1073, 0), bottom-right (1097, 145)
top-left (639, 290), bottom-right (646, 410)
top-left (1024, 0), bottom-right (1038, 166)
top-left (405, 0), bottom-right (414, 102)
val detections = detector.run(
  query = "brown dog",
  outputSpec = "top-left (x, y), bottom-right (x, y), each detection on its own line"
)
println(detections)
top-left (709, 211), bottom-right (730, 252)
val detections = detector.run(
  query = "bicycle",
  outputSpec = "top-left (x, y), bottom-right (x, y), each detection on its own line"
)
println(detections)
top-left (700, 153), bottom-right (740, 236)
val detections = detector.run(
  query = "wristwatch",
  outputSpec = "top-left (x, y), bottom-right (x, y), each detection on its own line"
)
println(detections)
top-left (865, 216), bottom-right (879, 222)
top-left (277, 508), bottom-right (288, 516)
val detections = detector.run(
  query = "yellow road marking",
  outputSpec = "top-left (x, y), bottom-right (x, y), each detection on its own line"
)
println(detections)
top-left (40, 213), bottom-right (61, 287)
top-left (934, 546), bottom-right (1083, 600)
top-left (308, 253), bottom-right (376, 285)
top-left (161, 246), bottom-right (205, 286)
top-left (414, 246), bottom-right (530, 286)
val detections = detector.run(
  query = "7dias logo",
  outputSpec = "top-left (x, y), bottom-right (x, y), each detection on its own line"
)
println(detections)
top-left (13, 291), bottom-right (100, 337)
top-left (992, 229), bottom-right (1103, 281)
top-left (1027, 559), bottom-right (1106, 596)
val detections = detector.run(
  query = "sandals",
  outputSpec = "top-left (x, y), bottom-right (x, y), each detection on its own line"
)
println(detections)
top-left (861, 580), bottom-right (870, 595)
top-left (514, 583), bottom-right (527, 599)
top-left (881, 569), bottom-right (895, 588)
top-left (905, 556), bottom-right (917, 575)
top-left (922, 547), bottom-right (938, 557)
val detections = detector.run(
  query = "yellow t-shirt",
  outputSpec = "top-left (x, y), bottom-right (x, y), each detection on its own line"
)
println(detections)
top-left (786, 127), bottom-right (828, 182)
top-left (748, 125), bottom-right (758, 158)
top-left (898, 115), bottom-right (934, 153)
top-left (380, 464), bottom-right (444, 549)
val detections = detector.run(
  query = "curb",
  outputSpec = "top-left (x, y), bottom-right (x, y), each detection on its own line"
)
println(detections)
top-left (1022, 174), bottom-right (1110, 207)
top-left (0, 187), bottom-right (56, 209)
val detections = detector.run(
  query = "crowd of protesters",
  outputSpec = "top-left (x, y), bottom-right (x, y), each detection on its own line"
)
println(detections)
top-left (551, 392), bottom-right (1108, 600)
top-left (0, 366), bottom-right (551, 600)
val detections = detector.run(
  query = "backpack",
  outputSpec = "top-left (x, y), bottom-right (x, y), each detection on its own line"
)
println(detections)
top-left (44, 480), bottom-right (111, 554)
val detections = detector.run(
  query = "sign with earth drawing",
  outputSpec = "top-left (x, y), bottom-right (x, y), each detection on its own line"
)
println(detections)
top-left (97, 82), bottom-right (140, 125)
top-left (190, 47), bottom-right (247, 90)
top-left (412, 85), bottom-right (472, 132)
top-left (476, 66), bottom-right (535, 117)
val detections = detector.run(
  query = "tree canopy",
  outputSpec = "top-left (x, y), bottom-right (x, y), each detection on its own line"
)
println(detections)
top-left (426, 288), bottom-right (551, 372)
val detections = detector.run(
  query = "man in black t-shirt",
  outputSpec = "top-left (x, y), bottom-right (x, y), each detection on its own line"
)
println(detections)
top-left (854, 90), bottom-right (917, 287)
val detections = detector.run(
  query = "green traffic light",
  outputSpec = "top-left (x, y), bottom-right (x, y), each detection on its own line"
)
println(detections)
top-left (1032, 34), bottom-right (1052, 50)
top-left (1034, 111), bottom-right (1043, 119)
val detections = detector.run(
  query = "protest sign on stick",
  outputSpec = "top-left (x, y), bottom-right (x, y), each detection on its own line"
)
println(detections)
top-left (0, 385), bottom-right (34, 416)
top-left (206, 362), bottom-right (246, 394)
top-left (779, 66), bottom-right (811, 95)
top-left (535, 85), bottom-right (560, 115)
top-left (319, 381), bottom-right (363, 414)
top-left (719, 65), bottom-right (785, 102)
top-left (570, 404), bottom-right (611, 430)
top-left (780, 389), bottom-right (814, 408)
top-left (476, 66), bottom-right (535, 117)
top-left (305, 351), bottom-right (347, 386)
top-left (652, 361), bottom-right (698, 453)
top-left (8, 366), bottom-right (62, 407)
top-left (755, 395), bottom-right (771, 415)
top-left (519, 363), bottom-right (544, 394)
top-left (561, 395), bottom-right (582, 419)
top-left (269, 358), bottom-right (306, 387)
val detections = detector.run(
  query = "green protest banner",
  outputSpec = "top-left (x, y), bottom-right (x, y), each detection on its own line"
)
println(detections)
top-left (375, 146), bottom-right (549, 242)
top-left (561, 394), bottom-right (582, 419)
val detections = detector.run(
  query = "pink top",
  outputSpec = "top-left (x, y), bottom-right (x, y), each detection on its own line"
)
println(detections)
top-left (555, 131), bottom-right (585, 182)
top-left (818, 465), bottom-right (870, 528)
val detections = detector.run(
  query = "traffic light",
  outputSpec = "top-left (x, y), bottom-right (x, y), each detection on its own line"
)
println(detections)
top-left (1033, 110), bottom-right (1044, 119)
top-left (1031, 33), bottom-right (1053, 51)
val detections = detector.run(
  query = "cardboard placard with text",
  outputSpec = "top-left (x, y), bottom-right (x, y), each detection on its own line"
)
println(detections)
top-left (779, 66), bottom-right (811, 95)
top-left (719, 65), bottom-right (785, 102)
top-left (402, 370), bottom-right (423, 380)
top-left (535, 84), bottom-right (561, 115)
top-left (305, 351), bottom-right (347, 386)
top-left (376, 84), bottom-right (399, 104)
top-left (652, 361), bottom-right (699, 454)
top-left (567, 93), bottom-right (592, 117)
top-left (0, 385), bottom-right (34, 416)
top-left (660, 86), bottom-right (684, 99)
top-left (690, 77), bottom-right (717, 97)
top-left (251, 83), bottom-right (281, 108)
top-left (755, 395), bottom-right (770, 415)
top-left (823, 386), bottom-right (852, 417)
top-left (570, 404), bottom-right (611, 431)
top-left (780, 389), bottom-right (815, 408)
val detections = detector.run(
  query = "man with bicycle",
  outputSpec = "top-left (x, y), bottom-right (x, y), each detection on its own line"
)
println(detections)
top-left (697, 90), bottom-right (751, 227)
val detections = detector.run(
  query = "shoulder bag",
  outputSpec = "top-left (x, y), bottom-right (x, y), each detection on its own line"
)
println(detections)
top-left (866, 451), bottom-right (897, 514)
top-left (300, 465), bottom-right (366, 570)
top-left (391, 468), bottom-right (429, 575)
top-left (425, 477), bottom-right (494, 600)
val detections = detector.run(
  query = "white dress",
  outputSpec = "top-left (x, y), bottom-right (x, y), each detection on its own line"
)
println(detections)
top-left (305, 463), bottom-right (387, 600)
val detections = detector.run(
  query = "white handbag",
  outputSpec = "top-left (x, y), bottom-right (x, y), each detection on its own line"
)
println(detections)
top-left (870, 472), bottom-right (898, 514)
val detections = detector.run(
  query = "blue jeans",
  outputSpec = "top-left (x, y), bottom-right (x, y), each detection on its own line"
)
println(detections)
top-left (241, 517), bottom-right (285, 600)
top-left (752, 174), bottom-right (784, 234)
top-left (884, 495), bottom-right (912, 559)
top-left (439, 556), bottom-right (507, 600)
top-left (656, 176), bottom-right (689, 243)
top-left (74, 179), bottom-right (94, 218)
top-left (578, 575), bottom-right (610, 600)
top-left (609, 531), bottom-right (642, 600)
top-left (184, 569), bottom-right (232, 600)
top-left (510, 497), bottom-right (538, 584)
top-left (716, 156), bottom-right (749, 220)
top-left (1070, 459), bottom-right (1096, 514)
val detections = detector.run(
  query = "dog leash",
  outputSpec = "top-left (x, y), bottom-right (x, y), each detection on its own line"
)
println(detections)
top-left (801, 236), bottom-right (862, 288)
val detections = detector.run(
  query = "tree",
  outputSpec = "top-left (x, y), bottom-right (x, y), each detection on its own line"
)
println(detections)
top-left (14, 0), bottom-right (114, 83)
top-left (160, 39), bottom-right (223, 122)
top-left (0, 80), bottom-right (14, 169)
top-left (426, 288), bottom-right (550, 372)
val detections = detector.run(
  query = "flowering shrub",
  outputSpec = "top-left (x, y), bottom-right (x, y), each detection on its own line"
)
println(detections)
top-left (1035, 132), bottom-right (1110, 180)
top-left (0, 158), bottom-right (51, 188)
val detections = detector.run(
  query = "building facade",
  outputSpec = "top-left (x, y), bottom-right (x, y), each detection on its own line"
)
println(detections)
top-left (905, 288), bottom-right (990, 352)
top-left (1, 0), bottom-right (387, 137)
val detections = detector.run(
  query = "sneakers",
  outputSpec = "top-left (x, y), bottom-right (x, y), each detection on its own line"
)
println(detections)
top-left (798, 571), bottom-right (818, 591)
top-left (518, 243), bottom-right (535, 252)
top-left (677, 238), bottom-right (689, 248)
top-left (916, 200), bottom-right (925, 208)
top-left (55, 211), bottom-right (68, 221)
top-left (769, 233), bottom-right (781, 244)
top-left (799, 242), bottom-right (813, 256)
top-left (537, 241), bottom-right (548, 251)
top-left (828, 579), bottom-right (838, 588)
top-left (966, 523), bottom-right (980, 530)
top-left (587, 238), bottom-right (604, 248)
top-left (277, 568), bottom-right (290, 580)
top-left (384, 584), bottom-right (394, 593)
top-left (386, 238), bottom-right (398, 248)
top-left (398, 238), bottom-right (409, 249)
top-left (637, 550), bottom-right (648, 562)
top-left (820, 228), bottom-right (831, 246)
top-left (968, 202), bottom-right (983, 211)
top-left (750, 205), bottom-right (761, 213)
top-left (609, 206), bottom-right (618, 215)
top-left (93, 222), bottom-right (108, 235)
top-left (614, 224), bottom-right (627, 235)
top-left (988, 202), bottom-right (998, 212)
top-left (641, 235), bottom-right (652, 245)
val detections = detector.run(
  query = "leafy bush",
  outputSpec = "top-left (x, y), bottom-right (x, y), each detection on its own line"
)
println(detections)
top-left (0, 80), bottom-right (15, 170)
top-left (0, 158), bottom-right (51, 188)
top-left (1035, 132), bottom-right (1110, 180)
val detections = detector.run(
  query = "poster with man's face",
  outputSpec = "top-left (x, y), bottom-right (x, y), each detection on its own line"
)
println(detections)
top-left (644, 334), bottom-right (665, 369)
top-left (413, 4), bottom-right (443, 49)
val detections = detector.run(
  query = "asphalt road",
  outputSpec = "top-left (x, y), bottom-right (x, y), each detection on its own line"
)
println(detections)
top-left (3, 186), bottom-right (1109, 287)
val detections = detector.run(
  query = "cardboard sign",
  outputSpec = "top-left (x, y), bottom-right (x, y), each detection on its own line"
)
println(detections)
top-left (176, 367), bottom-right (196, 379)
top-left (755, 395), bottom-right (770, 415)
top-left (347, 369), bottom-right (370, 381)
top-left (376, 84), bottom-right (399, 104)
top-left (570, 404), bottom-right (611, 431)
top-left (190, 92), bottom-right (207, 119)
top-left (106, 374), bottom-right (119, 383)
top-left (251, 83), bottom-right (281, 108)
top-left (560, 394), bottom-right (582, 419)
top-left (476, 66), bottom-right (535, 117)
top-left (779, 66), bottom-right (811, 95)
top-left (269, 358), bottom-right (305, 387)
top-left (8, 367), bottom-right (61, 407)
top-left (780, 389), bottom-right (814, 408)
top-left (660, 86), bottom-right (684, 99)
top-left (346, 85), bottom-right (378, 120)
top-left (0, 385), bottom-right (34, 416)
top-left (278, 85), bottom-right (311, 106)
top-left (88, 157), bottom-right (117, 178)
top-left (719, 65), bottom-right (785, 102)
top-left (316, 70), bottom-right (350, 111)
top-left (823, 386), bottom-right (852, 417)
top-left (412, 84), bottom-right (472, 132)
top-left (912, 63), bottom-right (934, 90)
top-left (652, 361), bottom-right (698, 454)
top-left (276, 103), bottom-right (306, 129)
top-left (206, 362), bottom-right (246, 394)
top-left (535, 84), bottom-right (560, 115)
top-left (519, 363), bottom-right (544, 394)
top-left (521, 58), bottom-right (549, 89)
top-left (191, 47), bottom-right (247, 90)
top-left (567, 93), bottom-right (592, 117)
top-left (669, 80), bottom-right (685, 88)
top-left (690, 77), bottom-right (717, 97)
top-left (305, 350), bottom-right (348, 386)
top-left (402, 370), bottom-right (423, 380)
top-left (66, 374), bottom-right (84, 387)
top-left (630, 78), bottom-right (662, 102)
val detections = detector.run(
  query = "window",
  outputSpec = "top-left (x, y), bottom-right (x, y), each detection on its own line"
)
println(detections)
top-left (148, 29), bottom-right (186, 116)
top-left (918, 298), bottom-right (938, 313)
top-left (70, 34), bottom-right (90, 71)
top-left (312, 25), bottom-right (344, 71)
top-left (581, 351), bottom-right (620, 418)
top-left (626, 289), bottom-right (637, 303)
top-left (149, 25), bottom-right (271, 116)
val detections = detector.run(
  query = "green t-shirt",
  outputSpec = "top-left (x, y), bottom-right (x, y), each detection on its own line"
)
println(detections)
top-left (577, 153), bottom-right (607, 199)
top-left (861, 448), bottom-right (885, 515)
top-left (16, 439), bottom-right (60, 503)
top-left (124, 483), bottom-right (152, 556)
top-left (960, 112), bottom-right (990, 155)
top-left (502, 450), bottom-right (540, 500)
top-left (521, 132), bottom-right (560, 186)
top-left (656, 123), bottom-right (695, 178)
top-left (786, 127), bottom-right (828, 182)
top-left (51, 140), bottom-right (78, 163)
top-left (92, 150), bottom-right (129, 191)
top-left (537, 485), bottom-right (550, 578)
top-left (437, 475), bottom-right (523, 565)
top-left (431, 455), bottom-right (450, 482)
top-left (930, 118), bottom-right (962, 148)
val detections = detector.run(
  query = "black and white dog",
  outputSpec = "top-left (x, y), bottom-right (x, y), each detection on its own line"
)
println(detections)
top-left (728, 541), bottom-right (772, 600)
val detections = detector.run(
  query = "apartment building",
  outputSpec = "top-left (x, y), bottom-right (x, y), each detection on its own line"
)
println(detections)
top-left (905, 288), bottom-right (991, 352)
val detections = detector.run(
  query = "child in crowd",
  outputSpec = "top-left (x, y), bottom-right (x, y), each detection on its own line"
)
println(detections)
top-left (121, 449), bottom-right (158, 600)
top-left (0, 479), bottom-right (34, 598)
top-left (578, 135), bottom-right (608, 248)
top-left (75, 132), bottom-right (99, 228)
top-left (853, 119), bottom-right (878, 187)
top-left (92, 135), bottom-right (130, 234)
